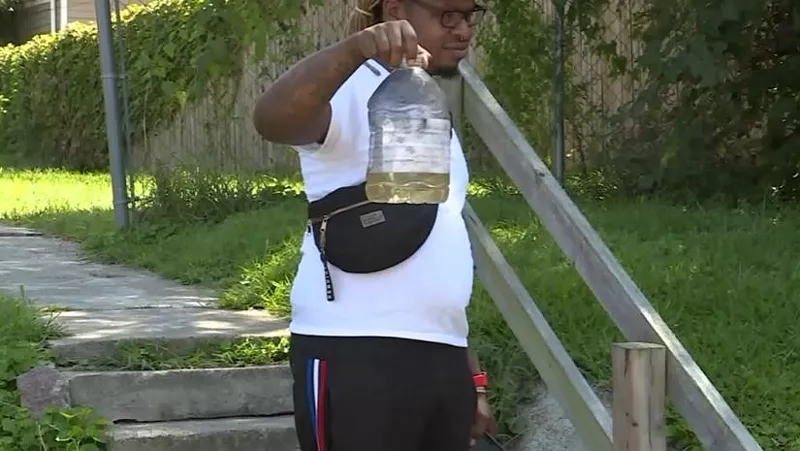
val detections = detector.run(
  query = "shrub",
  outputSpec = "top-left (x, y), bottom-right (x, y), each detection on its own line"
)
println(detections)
top-left (0, 293), bottom-right (108, 451)
top-left (0, 0), bottom-right (311, 169)
top-left (604, 0), bottom-right (800, 201)
top-left (478, 0), bottom-right (800, 202)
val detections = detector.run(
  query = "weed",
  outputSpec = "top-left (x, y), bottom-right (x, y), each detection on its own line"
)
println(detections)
top-left (0, 293), bottom-right (109, 451)
top-left (70, 336), bottom-right (291, 371)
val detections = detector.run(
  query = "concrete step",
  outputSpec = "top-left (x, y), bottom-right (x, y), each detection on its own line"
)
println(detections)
top-left (49, 307), bottom-right (289, 363)
top-left (66, 365), bottom-right (293, 422)
top-left (108, 415), bottom-right (298, 451)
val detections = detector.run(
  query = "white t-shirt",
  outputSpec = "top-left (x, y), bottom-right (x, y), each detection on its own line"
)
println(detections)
top-left (288, 60), bottom-right (474, 347)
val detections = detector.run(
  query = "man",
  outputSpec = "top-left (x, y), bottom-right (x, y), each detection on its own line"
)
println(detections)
top-left (252, 1), bottom-right (495, 450)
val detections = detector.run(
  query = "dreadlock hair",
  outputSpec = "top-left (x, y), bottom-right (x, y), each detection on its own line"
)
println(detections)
top-left (348, 0), bottom-right (383, 35)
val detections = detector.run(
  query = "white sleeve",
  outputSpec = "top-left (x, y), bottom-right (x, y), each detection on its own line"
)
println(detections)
top-left (294, 82), bottom-right (357, 154)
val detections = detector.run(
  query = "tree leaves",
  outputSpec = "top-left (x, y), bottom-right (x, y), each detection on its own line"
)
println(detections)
top-left (600, 0), bottom-right (800, 201)
top-left (0, 0), bottom-right (308, 170)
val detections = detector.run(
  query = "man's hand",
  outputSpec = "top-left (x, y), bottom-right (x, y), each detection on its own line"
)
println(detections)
top-left (470, 393), bottom-right (497, 450)
top-left (351, 20), bottom-right (432, 68)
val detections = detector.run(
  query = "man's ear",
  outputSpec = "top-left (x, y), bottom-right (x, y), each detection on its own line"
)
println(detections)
top-left (382, 0), bottom-right (406, 21)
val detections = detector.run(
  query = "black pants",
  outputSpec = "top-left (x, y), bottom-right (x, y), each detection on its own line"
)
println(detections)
top-left (290, 333), bottom-right (476, 451)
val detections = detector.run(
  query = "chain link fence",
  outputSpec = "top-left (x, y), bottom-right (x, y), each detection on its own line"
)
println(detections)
top-left (530, 0), bottom-right (645, 179)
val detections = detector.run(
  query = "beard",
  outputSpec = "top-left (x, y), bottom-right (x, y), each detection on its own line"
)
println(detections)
top-left (427, 65), bottom-right (460, 79)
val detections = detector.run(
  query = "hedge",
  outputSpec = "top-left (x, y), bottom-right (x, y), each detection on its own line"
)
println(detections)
top-left (0, 0), bottom-right (312, 169)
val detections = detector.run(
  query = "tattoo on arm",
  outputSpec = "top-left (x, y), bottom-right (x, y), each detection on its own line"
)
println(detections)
top-left (253, 36), bottom-right (365, 146)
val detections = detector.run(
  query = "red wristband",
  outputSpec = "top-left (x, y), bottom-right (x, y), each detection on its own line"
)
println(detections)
top-left (473, 371), bottom-right (488, 388)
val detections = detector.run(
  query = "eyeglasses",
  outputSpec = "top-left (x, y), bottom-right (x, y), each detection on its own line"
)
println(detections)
top-left (408, 0), bottom-right (487, 28)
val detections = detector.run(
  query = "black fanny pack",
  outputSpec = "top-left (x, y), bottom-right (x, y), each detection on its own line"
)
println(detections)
top-left (307, 182), bottom-right (438, 301)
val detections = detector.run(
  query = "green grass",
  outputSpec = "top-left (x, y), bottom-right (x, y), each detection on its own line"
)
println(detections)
top-left (0, 293), bottom-right (109, 450)
top-left (2, 168), bottom-right (799, 450)
top-left (72, 336), bottom-right (291, 371)
top-left (0, 167), bottom-right (113, 216)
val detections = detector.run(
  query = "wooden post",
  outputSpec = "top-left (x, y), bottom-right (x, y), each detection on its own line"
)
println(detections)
top-left (612, 342), bottom-right (667, 451)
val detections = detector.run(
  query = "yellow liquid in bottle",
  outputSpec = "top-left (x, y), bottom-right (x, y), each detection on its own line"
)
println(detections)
top-left (365, 171), bottom-right (450, 204)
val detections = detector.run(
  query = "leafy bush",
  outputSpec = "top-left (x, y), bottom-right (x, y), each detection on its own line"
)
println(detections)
top-left (476, 0), bottom-right (554, 160)
top-left (0, 294), bottom-right (108, 450)
top-left (140, 167), bottom-right (304, 225)
top-left (479, 0), bottom-right (800, 202)
top-left (604, 0), bottom-right (800, 201)
top-left (476, 0), bottom-right (625, 191)
top-left (0, 0), bottom-right (310, 169)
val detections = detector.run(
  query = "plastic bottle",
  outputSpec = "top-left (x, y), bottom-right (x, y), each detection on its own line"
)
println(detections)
top-left (366, 59), bottom-right (452, 204)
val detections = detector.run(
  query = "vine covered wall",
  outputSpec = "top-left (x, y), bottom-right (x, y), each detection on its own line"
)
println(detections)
top-left (0, 0), bottom-right (314, 169)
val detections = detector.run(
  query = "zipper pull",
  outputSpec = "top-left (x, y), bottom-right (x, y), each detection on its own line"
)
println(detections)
top-left (319, 216), bottom-right (335, 302)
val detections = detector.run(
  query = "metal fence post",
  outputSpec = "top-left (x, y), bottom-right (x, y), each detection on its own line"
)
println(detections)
top-left (95, 0), bottom-right (130, 228)
top-left (553, 0), bottom-right (566, 184)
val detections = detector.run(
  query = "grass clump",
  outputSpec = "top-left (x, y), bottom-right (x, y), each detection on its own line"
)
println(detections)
top-left (1, 167), bottom-right (799, 450)
top-left (0, 293), bottom-right (109, 450)
top-left (70, 336), bottom-right (291, 371)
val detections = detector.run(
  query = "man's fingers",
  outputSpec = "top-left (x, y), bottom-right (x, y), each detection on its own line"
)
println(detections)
top-left (471, 419), bottom-right (485, 439)
top-left (359, 20), bottom-right (427, 66)
top-left (415, 46), bottom-right (432, 68)
top-left (386, 23), bottom-right (403, 67)
top-left (471, 408), bottom-right (496, 439)
top-left (400, 20), bottom-right (418, 64)
top-left (374, 29), bottom-right (391, 62)
top-left (488, 416), bottom-right (498, 435)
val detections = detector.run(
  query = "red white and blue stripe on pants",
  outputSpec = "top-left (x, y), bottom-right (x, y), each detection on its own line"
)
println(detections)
top-left (306, 358), bottom-right (328, 451)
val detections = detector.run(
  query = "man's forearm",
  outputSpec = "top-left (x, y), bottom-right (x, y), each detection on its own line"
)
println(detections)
top-left (253, 35), bottom-right (365, 145)
top-left (467, 346), bottom-right (481, 374)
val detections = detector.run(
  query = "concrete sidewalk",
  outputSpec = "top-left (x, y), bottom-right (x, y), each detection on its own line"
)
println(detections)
top-left (0, 225), bottom-right (288, 352)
